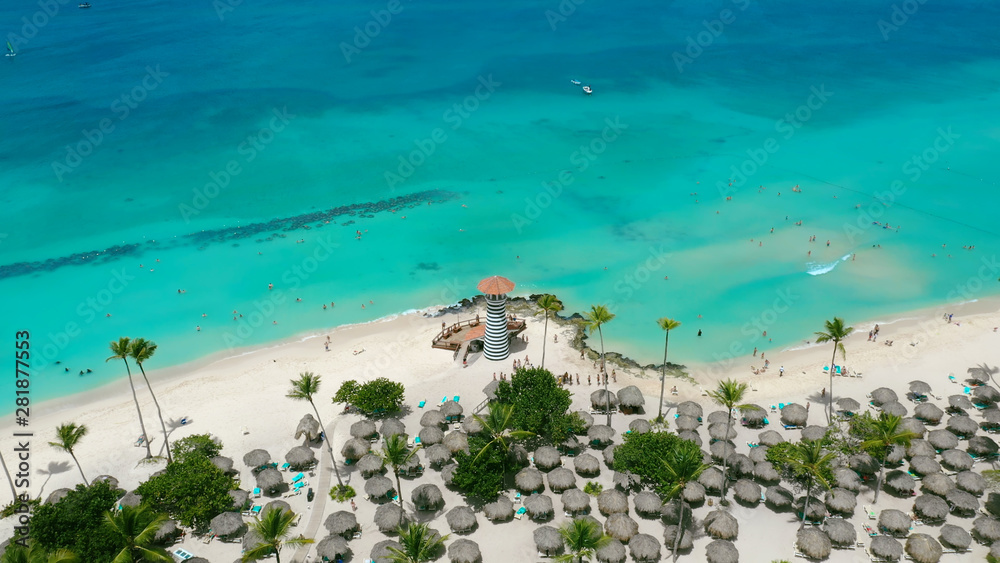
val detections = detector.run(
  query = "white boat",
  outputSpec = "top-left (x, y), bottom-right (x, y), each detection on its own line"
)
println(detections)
top-left (5, 41), bottom-right (15, 57)
top-left (582, 85), bottom-right (593, 95)
top-left (570, 79), bottom-right (581, 85)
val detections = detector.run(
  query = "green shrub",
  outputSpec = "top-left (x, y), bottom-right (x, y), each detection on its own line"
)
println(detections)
top-left (171, 434), bottom-right (222, 463)
top-left (613, 431), bottom-right (702, 497)
top-left (333, 378), bottom-right (404, 415)
top-left (329, 485), bottom-right (356, 502)
top-left (583, 482), bottom-right (603, 496)
top-left (29, 481), bottom-right (121, 563)
top-left (136, 455), bottom-right (235, 531)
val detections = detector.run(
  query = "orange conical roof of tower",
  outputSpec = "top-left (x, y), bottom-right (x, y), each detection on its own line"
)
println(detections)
top-left (477, 275), bottom-right (515, 295)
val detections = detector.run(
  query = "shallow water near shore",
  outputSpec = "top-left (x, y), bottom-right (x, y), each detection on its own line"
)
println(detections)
top-left (2, 0), bottom-right (999, 409)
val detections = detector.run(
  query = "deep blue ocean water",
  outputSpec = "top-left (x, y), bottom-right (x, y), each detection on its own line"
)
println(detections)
top-left (2, 0), bottom-right (999, 407)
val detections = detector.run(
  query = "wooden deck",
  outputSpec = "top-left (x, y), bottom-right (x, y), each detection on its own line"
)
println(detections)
top-left (431, 318), bottom-right (526, 351)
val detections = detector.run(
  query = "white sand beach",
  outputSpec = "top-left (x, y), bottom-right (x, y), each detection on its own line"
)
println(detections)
top-left (4, 297), bottom-right (1000, 562)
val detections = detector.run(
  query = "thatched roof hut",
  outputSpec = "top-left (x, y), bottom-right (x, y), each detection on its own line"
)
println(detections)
top-left (780, 403), bottom-right (807, 426)
top-left (948, 394), bottom-right (973, 410)
top-left (900, 418), bottom-right (926, 439)
top-left (940, 449), bottom-right (973, 472)
top-left (675, 415), bottom-right (700, 432)
top-left (324, 511), bottom-right (359, 538)
top-left (741, 404), bottom-right (767, 427)
top-left (598, 489), bottom-right (629, 515)
top-left (708, 423), bottom-right (737, 441)
top-left (698, 467), bottom-right (724, 493)
top-left (209, 512), bottom-right (246, 539)
top-left (825, 487), bottom-right (856, 515)
top-left (947, 416), bottom-right (979, 440)
top-left (425, 444), bottom-right (452, 466)
top-left (707, 411), bottom-right (729, 425)
top-left (616, 386), bottom-right (645, 411)
top-left (440, 400), bottom-right (463, 419)
top-left (677, 430), bottom-right (702, 447)
top-left (448, 538), bottom-right (481, 563)
top-left (885, 470), bottom-right (916, 495)
top-left (910, 455), bottom-right (942, 476)
top-left (628, 533), bottom-right (660, 563)
top-left (938, 524), bottom-right (971, 551)
top-left (914, 494), bottom-right (949, 522)
top-left (596, 538), bottom-right (627, 563)
top-left (833, 468), bottom-right (862, 492)
top-left (662, 525), bottom-right (694, 552)
top-left (358, 453), bottom-right (385, 478)
top-left (371, 540), bottom-right (403, 563)
top-left (534, 525), bottom-right (564, 556)
top-left (914, 403), bottom-right (944, 424)
top-left (210, 456), bottom-right (234, 474)
top-left (758, 430), bottom-right (784, 446)
top-left (350, 419), bottom-right (377, 440)
top-left (705, 539), bottom-right (738, 563)
top-left (374, 502), bottom-right (406, 533)
top-left (748, 445), bottom-right (768, 464)
top-left (412, 484), bottom-right (444, 511)
top-left (547, 468), bottom-right (576, 493)
top-left (255, 468), bottom-right (284, 494)
top-left (956, 470), bottom-right (987, 496)
top-left (119, 490), bottom-right (142, 507)
top-left (727, 454), bottom-right (754, 478)
top-left (795, 496), bottom-right (827, 521)
top-left (604, 512), bottom-right (639, 541)
top-left (946, 488), bottom-right (979, 515)
top-left (284, 446), bottom-right (316, 469)
top-left (973, 516), bottom-right (1000, 543)
top-left (683, 482), bottom-right (706, 504)
top-left (836, 397), bottom-right (861, 413)
top-left (515, 467), bottom-right (544, 493)
top-left (45, 488), bottom-right (71, 505)
top-left (929, 429), bottom-right (959, 451)
top-left (461, 417), bottom-right (483, 435)
top-left (921, 472), bottom-right (955, 497)
top-left (677, 401), bottom-right (703, 418)
top-left (524, 493), bottom-right (554, 520)
top-left (574, 453), bottom-right (601, 477)
top-left (483, 496), bottom-right (514, 521)
top-left (420, 410), bottom-right (446, 428)
top-left (870, 535), bottom-right (903, 561)
top-left (562, 488), bottom-right (591, 515)
top-left (796, 528), bottom-right (831, 560)
top-left (243, 449), bottom-right (270, 468)
top-left (905, 533), bottom-right (942, 563)
top-left (824, 517), bottom-right (856, 547)
top-left (882, 401), bottom-right (908, 418)
top-left (364, 475), bottom-right (394, 500)
top-left (632, 491), bottom-right (662, 517)
top-left (871, 387), bottom-right (898, 406)
top-left (849, 452), bottom-right (879, 475)
top-left (602, 445), bottom-right (616, 467)
top-left (228, 489), bottom-right (249, 510)
top-left (418, 426), bottom-right (444, 446)
top-left (704, 510), bottom-right (738, 540)
top-left (316, 535), bottom-right (350, 561)
top-left (660, 499), bottom-right (692, 526)
top-left (588, 425), bottom-right (615, 447)
top-left (591, 389), bottom-right (618, 410)
top-left (754, 461), bottom-right (780, 484)
top-left (628, 419), bottom-right (651, 435)
top-left (733, 479), bottom-right (761, 505)
top-left (341, 437), bottom-right (371, 461)
top-left (765, 485), bottom-right (793, 509)
top-left (482, 380), bottom-right (499, 401)
top-left (263, 500), bottom-right (291, 516)
top-left (968, 435), bottom-right (999, 457)
top-left (534, 446), bottom-right (562, 471)
top-left (879, 509), bottom-right (912, 537)
top-left (709, 441), bottom-right (735, 463)
top-left (908, 440), bottom-right (936, 459)
top-left (380, 418), bottom-right (406, 438)
top-left (574, 410), bottom-right (594, 431)
top-left (446, 506), bottom-right (477, 533)
top-left (801, 425), bottom-right (828, 442)
top-left (153, 519), bottom-right (179, 544)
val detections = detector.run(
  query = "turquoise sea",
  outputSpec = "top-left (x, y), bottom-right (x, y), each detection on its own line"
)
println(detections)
top-left (2, 0), bottom-right (999, 407)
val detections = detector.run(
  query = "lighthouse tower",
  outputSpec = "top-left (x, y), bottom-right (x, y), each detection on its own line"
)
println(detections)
top-left (477, 276), bottom-right (515, 361)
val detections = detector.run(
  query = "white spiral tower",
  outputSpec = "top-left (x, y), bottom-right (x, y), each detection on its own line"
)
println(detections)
top-left (477, 276), bottom-right (515, 361)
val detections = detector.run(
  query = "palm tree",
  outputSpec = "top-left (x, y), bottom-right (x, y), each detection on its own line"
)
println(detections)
top-left (583, 305), bottom-right (616, 426)
top-left (0, 543), bottom-right (78, 563)
top-left (107, 337), bottom-right (152, 459)
top-left (555, 517), bottom-right (611, 563)
top-left (380, 434), bottom-right (420, 506)
top-left (241, 508), bottom-right (313, 563)
top-left (473, 404), bottom-right (534, 479)
top-left (707, 379), bottom-right (758, 501)
top-left (48, 423), bottom-right (89, 485)
top-left (104, 505), bottom-right (172, 563)
top-left (661, 447), bottom-right (710, 561)
top-left (537, 295), bottom-right (563, 369)
top-left (386, 522), bottom-right (448, 563)
top-left (969, 363), bottom-right (999, 388)
top-left (128, 338), bottom-right (171, 464)
top-left (785, 440), bottom-right (835, 530)
top-left (0, 452), bottom-right (17, 504)
top-left (814, 318), bottom-right (854, 423)
top-left (287, 372), bottom-right (343, 488)
top-left (863, 413), bottom-right (919, 503)
top-left (656, 317), bottom-right (681, 422)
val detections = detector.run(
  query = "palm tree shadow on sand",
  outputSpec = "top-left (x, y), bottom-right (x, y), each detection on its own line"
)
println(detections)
top-left (36, 460), bottom-right (73, 499)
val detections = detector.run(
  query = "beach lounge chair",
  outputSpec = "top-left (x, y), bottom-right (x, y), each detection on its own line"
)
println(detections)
top-left (292, 472), bottom-right (304, 483)
top-left (864, 505), bottom-right (876, 520)
top-left (454, 395), bottom-right (460, 402)
top-left (251, 505), bottom-right (262, 516)
top-left (281, 463), bottom-right (290, 471)
top-left (173, 548), bottom-right (194, 561)
top-left (949, 374), bottom-right (957, 383)
top-left (414, 436), bottom-right (421, 445)
top-left (514, 507), bottom-right (527, 520)
top-left (441, 396), bottom-right (447, 404)
top-left (418, 400), bottom-right (426, 408)
top-left (514, 492), bottom-right (522, 503)
top-left (253, 488), bottom-right (262, 498)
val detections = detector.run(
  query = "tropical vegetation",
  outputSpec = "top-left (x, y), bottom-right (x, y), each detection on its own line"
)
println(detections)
top-left (107, 337), bottom-right (153, 459)
top-left (583, 304), bottom-right (615, 426)
top-left (536, 294), bottom-right (563, 369)
top-left (385, 522), bottom-right (448, 563)
top-left (288, 372), bottom-right (345, 489)
top-left (555, 517), bottom-right (610, 563)
top-left (241, 508), bottom-right (312, 563)
top-left (332, 377), bottom-right (406, 415)
top-left (707, 379), bottom-right (757, 502)
top-left (48, 424), bottom-right (89, 486)
top-left (612, 431), bottom-right (702, 497)
top-left (128, 338), bottom-right (172, 463)
top-left (656, 317), bottom-right (681, 422)
top-left (814, 317), bottom-right (853, 423)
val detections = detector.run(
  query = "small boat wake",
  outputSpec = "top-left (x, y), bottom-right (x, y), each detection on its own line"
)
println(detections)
top-left (806, 253), bottom-right (852, 276)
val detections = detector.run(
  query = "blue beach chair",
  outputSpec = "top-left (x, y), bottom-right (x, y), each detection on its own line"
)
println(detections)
top-left (454, 396), bottom-right (460, 402)
top-left (418, 400), bottom-right (426, 408)
top-left (414, 436), bottom-right (421, 445)
top-left (292, 472), bottom-right (304, 483)
top-left (251, 505), bottom-right (262, 516)
top-left (280, 462), bottom-right (290, 471)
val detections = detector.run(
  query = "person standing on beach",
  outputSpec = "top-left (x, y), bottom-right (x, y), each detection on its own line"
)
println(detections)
top-left (779, 366), bottom-right (784, 377)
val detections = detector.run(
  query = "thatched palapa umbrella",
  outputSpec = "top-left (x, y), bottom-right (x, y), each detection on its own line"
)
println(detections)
top-left (709, 441), bottom-right (735, 463)
top-left (515, 467), bottom-right (544, 493)
top-left (588, 425), bottom-right (615, 447)
top-left (662, 525), bottom-right (694, 552)
top-left (210, 456), bottom-right (234, 474)
top-left (448, 539), bottom-right (481, 563)
top-left (956, 470), bottom-right (987, 496)
top-left (442, 463), bottom-right (457, 486)
top-left (574, 410), bottom-right (594, 430)
top-left (677, 401), bottom-right (703, 418)
top-left (285, 446), bottom-right (316, 469)
top-left (484, 496), bottom-right (514, 521)
top-left (754, 461), bottom-right (780, 484)
top-left (849, 452), bottom-right (879, 475)
top-left (758, 430), bottom-right (784, 446)
top-left (613, 471), bottom-right (642, 491)
top-left (547, 468), bottom-right (576, 493)
top-left (358, 453), bottom-right (384, 478)
top-left (705, 539), bottom-right (738, 563)
top-left (228, 489), bottom-right (249, 510)
top-left (419, 426), bottom-right (444, 446)
top-left (255, 468), bottom-right (283, 494)
top-left (941, 449), bottom-right (974, 472)
top-left (660, 499), bottom-right (692, 526)
top-left (341, 437), bottom-right (371, 461)
top-left (900, 418), bottom-right (926, 439)
top-left (443, 431), bottom-right (469, 455)
top-left (596, 538), bottom-right (627, 563)
top-left (243, 449), bottom-right (270, 468)
top-left (605, 512), bottom-right (639, 541)
top-left (591, 389), bottom-right (618, 411)
top-left (374, 502), bottom-right (406, 532)
top-left (598, 489), bottom-right (629, 515)
top-left (380, 418), bottom-right (406, 438)
top-left (574, 453), bottom-right (601, 477)
top-left (913, 494), bottom-right (949, 522)
top-left (682, 481), bottom-right (706, 504)
top-left (704, 510), bottom-right (738, 540)
top-left (316, 535), bottom-right (350, 561)
top-left (461, 416), bottom-right (483, 435)
top-left (910, 455), bottom-right (941, 476)
top-left (974, 385), bottom-right (1000, 404)
top-left (699, 467), bottom-right (724, 493)
top-left (879, 509), bottom-right (912, 536)
top-left (870, 535), bottom-right (903, 561)
top-left (882, 401), bottom-right (908, 418)
top-left (947, 416), bottom-right (979, 439)
top-left (350, 419), bottom-right (377, 440)
top-left (946, 488), bottom-right (979, 515)
top-left (46, 488), bottom-right (71, 505)
top-left (905, 533), bottom-right (942, 563)
top-left (938, 524), bottom-right (971, 551)
top-left (928, 429), bottom-right (959, 450)
top-left (871, 387), bottom-right (898, 406)
top-left (420, 410), bottom-right (446, 428)
top-left (371, 540), bottom-right (403, 563)
top-left (921, 472), bottom-right (954, 497)
top-left (982, 408), bottom-right (1000, 430)
top-left (741, 404), bottom-right (767, 427)
top-left (675, 415), bottom-right (700, 432)
top-left (616, 386), bottom-right (645, 413)
top-left (824, 517), bottom-right (856, 547)
top-left (677, 430), bottom-right (702, 446)
top-left (825, 487), bottom-right (856, 514)
top-left (119, 490), bottom-right (142, 508)
top-left (727, 454), bottom-right (754, 478)
top-left (707, 410), bottom-right (729, 425)
top-left (748, 445), bottom-right (768, 464)
top-left (425, 444), bottom-right (452, 466)
top-left (628, 419), bottom-right (651, 435)
top-left (446, 506), bottom-right (477, 533)
top-left (209, 512), bottom-right (246, 539)
top-left (969, 435), bottom-right (999, 457)
top-left (836, 397), bottom-right (861, 413)
top-left (796, 528), bottom-right (831, 560)
top-left (534, 525), bottom-right (564, 556)
top-left (534, 446), bottom-right (562, 471)
top-left (733, 479), bottom-right (761, 505)
top-left (412, 483), bottom-right (444, 511)
top-left (885, 470), bottom-right (916, 495)
top-left (833, 468), bottom-right (862, 492)
top-left (633, 491), bottom-right (662, 517)
top-left (765, 485), bottom-right (793, 509)
top-left (948, 394), bottom-right (973, 411)
top-left (908, 439), bottom-right (936, 458)
top-left (910, 380), bottom-right (932, 396)
top-left (914, 403), bottom-right (944, 424)
top-left (562, 488), bottom-right (591, 515)
top-left (440, 400), bottom-right (463, 420)
top-left (263, 500), bottom-right (291, 515)
top-left (560, 434), bottom-right (582, 455)
top-left (973, 515), bottom-right (1000, 543)
top-left (364, 475), bottom-right (394, 500)
top-left (153, 519), bottom-right (179, 544)
top-left (780, 403), bottom-right (807, 426)
top-left (795, 496), bottom-right (827, 522)
top-left (324, 511), bottom-right (358, 538)
top-left (801, 425), bottom-right (828, 442)
top-left (602, 445), bottom-right (616, 467)
top-left (524, 493), bottom-right (554, 520)
top-left (628, 533), bottom-right (660, 563)
top-left (708, 423), bottom-right (737, 441)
